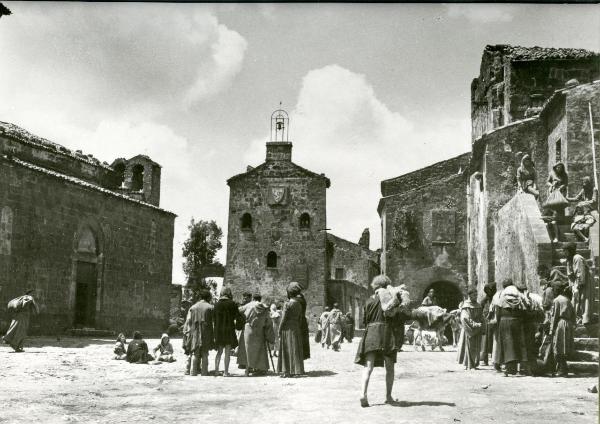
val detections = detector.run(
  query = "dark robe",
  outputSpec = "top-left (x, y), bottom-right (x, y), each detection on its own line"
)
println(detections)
top-left (354, 293), bottom-right (397, 367)
top-left (277, 298), bottom-right (305, 375)
top-left (296, 294), bottom-right (310, 360)
top-left (213, 297), bottom-right (239, 349)
top-left (457, 299), bottom-right (483, 369)
top-left (183, 300), bottom-right (214, 354)
top-left (126, 339), bottom-right (153, 363)
top-left (3, 295), bottom-right (38, 350)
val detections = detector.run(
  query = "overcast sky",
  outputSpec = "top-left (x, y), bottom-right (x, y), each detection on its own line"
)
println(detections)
top-left (1, 2), bottom-right (598, 284)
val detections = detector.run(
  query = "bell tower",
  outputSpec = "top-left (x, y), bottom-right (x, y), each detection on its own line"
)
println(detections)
top-left (266, 109), bottom-right (292, 162)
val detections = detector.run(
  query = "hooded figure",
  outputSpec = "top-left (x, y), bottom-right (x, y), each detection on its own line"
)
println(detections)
top-left (516, 154), bottom-right (539, 198)
top-left (240, 294), bottom-right (275, 375)
top-left (3, 290), bottom-right (38, 352)
top-left (277, 282), bottom-right (306, 377)
top-left (154, 333), bottom-right (175, 362)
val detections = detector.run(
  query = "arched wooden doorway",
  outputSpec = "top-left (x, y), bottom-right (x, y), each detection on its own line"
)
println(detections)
top-left (73, 227), bottom-right (100, 328)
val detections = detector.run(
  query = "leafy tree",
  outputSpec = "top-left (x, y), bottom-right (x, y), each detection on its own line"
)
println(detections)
top-left (182, 219), bottom-right (223, 301)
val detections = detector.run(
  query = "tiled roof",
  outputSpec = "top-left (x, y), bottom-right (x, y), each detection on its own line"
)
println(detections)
top-left (0, 121), bottom-right (112, 170)
top-left (485, 44), bottom-right (599, 61)
top-left (2, 155), bottom-right (175, 216)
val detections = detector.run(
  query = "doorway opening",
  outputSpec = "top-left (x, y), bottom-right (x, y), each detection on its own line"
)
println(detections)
top-left (422, 281), bottom-right (463, 344)
top-left (74, 261), bottom-right (98, 327)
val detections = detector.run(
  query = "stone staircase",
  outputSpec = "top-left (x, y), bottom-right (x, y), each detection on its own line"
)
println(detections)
top-left (550, 221), bottom-right (599, 375)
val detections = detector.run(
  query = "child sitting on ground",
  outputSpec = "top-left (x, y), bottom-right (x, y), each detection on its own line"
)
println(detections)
top-left (153, 333), bottom-right (175, 362)
top-left (113, 333), bottom-right (127, 360)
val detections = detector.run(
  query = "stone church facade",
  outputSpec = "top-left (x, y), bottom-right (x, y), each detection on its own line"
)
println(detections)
top-left (0, 122), bottom-right (176, 335)
top-left (225, 111), bottom-right (378, 329)
top-left (379, 44), bottom-right (599, 312)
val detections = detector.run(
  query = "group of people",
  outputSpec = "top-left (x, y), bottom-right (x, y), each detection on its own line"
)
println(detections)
top-left (317, 304), bottom-right (354, 351)
top-left (517, 156), bottom-right (597, 243)
top-left (455, 244), bottom-right (591, 377)
top-left (182, 282), bottom-right (310, 378)
top-left (113, 332), bottom-right (175, 364)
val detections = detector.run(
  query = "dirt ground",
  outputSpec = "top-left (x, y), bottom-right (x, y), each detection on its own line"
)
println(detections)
top-left (0, 336), bottom-right (597, 424)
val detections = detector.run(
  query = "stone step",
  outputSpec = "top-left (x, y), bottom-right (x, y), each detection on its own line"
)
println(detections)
top-left (562, 233), bottom-right (578, 243)
top-left (68, 328), bottom-right (115, 337)
top-left (575, 323), bottom-right (599, 337)
top-left (567, 361), bottom-right (598, 376)
top-left (555, 241), bottom-right (589, 250)
top-left (573, 350), bottom-right (599, 362)
top-left (575, 337), bottom-right (599, 351)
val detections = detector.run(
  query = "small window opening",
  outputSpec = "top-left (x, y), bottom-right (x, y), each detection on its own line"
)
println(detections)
top-left (131, 164), bottom-right (144, 191)
top-left (114, 162), bottom-right (126, 188)
top-left (241, 213), bottom-right (253, 231)
top-left (299, 213), bottom-right (311, 229)
top-left (555, 139), bottom-right (562, 163)
top-left (335, 267), bottom-right (345, 280)
top-left (266, 251), bottom-right (278, 268)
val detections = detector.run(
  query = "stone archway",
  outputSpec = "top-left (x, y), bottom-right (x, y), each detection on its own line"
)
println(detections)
top-left (422, 281), bottom-right (463, 344)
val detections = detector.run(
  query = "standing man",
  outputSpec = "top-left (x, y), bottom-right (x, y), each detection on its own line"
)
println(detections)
top-left (328, 303), bottom-right (344, 352)
top-left (318, 306), bottom-right (331, 349)
top-left (241, 294), bottom-right (275, 376)
top-left (3, 289), bottom-right (38, 352)
top-left (214, 287), bottom-right (239, 377)
top-left (564, 242), bottom-right (592, 325)
top-left (344, 311), bottom-right (355, 343)
top-left (183, 289), bottom-right (215, 376)
top-left (236, 291), bottom-right (252, 369)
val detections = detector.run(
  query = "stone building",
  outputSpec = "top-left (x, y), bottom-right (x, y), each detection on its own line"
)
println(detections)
top-left (378, 153), bottom-right (470, 310)
top-left (0, 122), bottom-right (176, 335)
top-left (380, 44), bottom-right (599, 311)
top-left (225, 111), bottom-right (378, 329)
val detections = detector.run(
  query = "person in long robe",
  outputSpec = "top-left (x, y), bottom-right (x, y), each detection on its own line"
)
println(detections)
top-left (565, 242), bottom-right (593, 325)
top-left (153, 333), bottom-right (175, 362)
top-left (236, 291), bottom-right (252, 370)
top-left (126, 331), bottom-right (154, 364)
top-left (328, 303), bottom-right (344, 351)
top-left (479, 283), bottom-right (496, 366)
top-left (458, 288), bottom-right (483, 369)
top-left (319, 307), bottom-right (331, 349)
top-left (214, 287), bottom-right (239, 376)
top-left (241, 294), bottom-right (275, 376)
top-left (497, 279), bottom-right (527, 376)
top-left (296, 291), bottom-right (311, 360)
top-left (355, 275), bottom-right (398, 407)
top-left (183, 289), bottom-right (214, 376)
top-left (549, 281), bottom-right (576, 377)
top-left (344, 312), bottom-right (355, 343)
top-left (277, 282), bottom-right (305, 377)
top-left (546, 162), bottom-right (569, 242)
top-left (488, 283), bottom-right (503, 372)
top-left (270, 304), bottom-right (281, 356)
top-left (522, 289), bottom-right (544, 375)
top-left (3, 290), bottom-right (38, 352)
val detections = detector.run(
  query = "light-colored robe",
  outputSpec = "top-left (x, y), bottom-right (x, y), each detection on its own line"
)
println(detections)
top-left (457, 299), bottom-right (483, 369)
top-left (567, 254), bottom-right (592, 325)
top-left (242, 301), bottom-right (275, 371)
top-left (318, 312), bottom-right (330, 346)
top-left (327, 308), bottom-right (343, 346)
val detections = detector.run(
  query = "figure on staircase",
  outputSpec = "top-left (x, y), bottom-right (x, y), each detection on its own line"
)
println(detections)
top-left (544, 162), bottom-right (569, 243)
top-left (567, 176), bottom-right (598, 242)
top-left (516, 154), bottom-right (539, 198)
top-left (563, 242), bottom-right (592, 326)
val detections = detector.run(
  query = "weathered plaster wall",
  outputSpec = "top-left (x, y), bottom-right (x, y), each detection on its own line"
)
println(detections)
top-left (495, 193), bottom-right (552, 293)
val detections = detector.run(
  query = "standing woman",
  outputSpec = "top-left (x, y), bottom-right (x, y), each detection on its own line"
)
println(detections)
top-left (497, 279), bottom-right (527, 376)
top-left (549, 280), bottom-right (576, 377)
top-left (277, 282), bottom-right (305, 377)
top-left (355, 275), bottom-right (398, 408)
top-left (545, 162), bottom-right (569, 242)
top-left (3, 289), bottom-right (38, 352)
top-left (480, 283), bottom-right (496, 366)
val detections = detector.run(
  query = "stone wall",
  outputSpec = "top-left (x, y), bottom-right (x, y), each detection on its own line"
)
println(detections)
top-left (468, 118), bottom-right (545, 289)
top-left (225, 156), bottom-right (329, 330)
top-left (495, 193), bottom-right (552, 293)
top-left (379, 153), bottom-right (470, 306)
top-left (326, 233), bottom-right (378, 289)
top-left (0, 156), bottom-right (175, 336)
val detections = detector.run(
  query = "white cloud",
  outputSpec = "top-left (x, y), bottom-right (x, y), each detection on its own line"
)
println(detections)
top-left (446, 4), bottom-right (515, 24)
top-left (0, 3), bottom-right (247, 118)
top-left (244, 65), bottom-right (470, 250)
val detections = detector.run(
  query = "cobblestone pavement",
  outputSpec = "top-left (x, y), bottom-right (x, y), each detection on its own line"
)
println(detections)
top-left (0, 337), bottom-right (597, 424)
